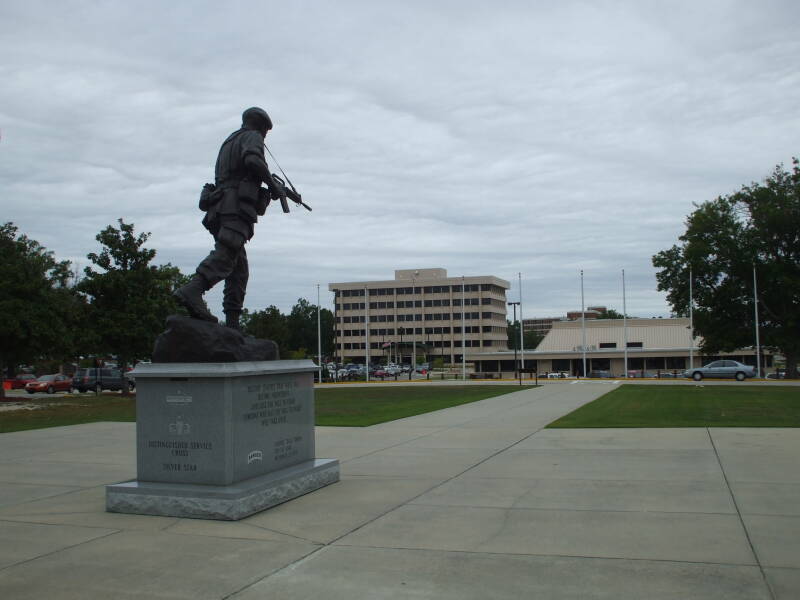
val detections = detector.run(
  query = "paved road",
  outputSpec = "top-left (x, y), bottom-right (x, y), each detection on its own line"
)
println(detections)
top-left (0, 383), bottom-right (798, 598)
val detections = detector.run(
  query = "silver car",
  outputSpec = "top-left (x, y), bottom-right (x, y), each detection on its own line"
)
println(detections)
top-left (684, 360), bottom-right (756, 381)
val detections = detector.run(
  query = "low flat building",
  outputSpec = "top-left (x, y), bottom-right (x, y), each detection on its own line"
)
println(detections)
top-left (469, 317), bottom-right (772, 377)
top-left (329, 268), bottom-right (510, 365)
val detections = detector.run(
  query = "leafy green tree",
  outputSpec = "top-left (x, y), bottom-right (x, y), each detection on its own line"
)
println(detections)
top-left (242, 300), bottom-right (334, 359)
top-left (78, 219), bottom-right (186, 391)
top-left (242, 306), bottom-right (289, 350)
top-left (506, 320), bottom-right (543, 351)
top-left (0, 223), bottom-right (81, 398)
top-left (653, 159), bottom-right (800, 378)
top-left (286, 298), bottom-right (334, 359)
top-left (597, 308), bottom-right (626, 319)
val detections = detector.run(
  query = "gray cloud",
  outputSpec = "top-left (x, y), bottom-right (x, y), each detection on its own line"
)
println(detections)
top-left (2, 0), bottom-right (798, 320)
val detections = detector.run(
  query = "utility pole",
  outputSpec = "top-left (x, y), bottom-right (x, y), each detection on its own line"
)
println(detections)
top-left (622, 269), bottom-right (628, 378)
top-left (689, 268), bottom-right (694, 370)
top-left (316, 284), bottom-right (322, 384)
top-left (518, 272), bottom-right (525, 377)
top-left (461, 275), bottom-right (466, 380)
top-left (508, 301), bottom-right (520, 384)
top-left (753, 264), bottom-right (761, 378)
top-left (580, 269), bottom-right (587, 378)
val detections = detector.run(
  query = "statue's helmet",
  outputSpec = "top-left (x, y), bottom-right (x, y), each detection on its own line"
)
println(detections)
top-left (242, 107), bottom-right (272, 135)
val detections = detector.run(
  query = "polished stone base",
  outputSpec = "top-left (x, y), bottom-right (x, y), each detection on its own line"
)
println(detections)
top-left (106, 458), bottom-right (339, 520)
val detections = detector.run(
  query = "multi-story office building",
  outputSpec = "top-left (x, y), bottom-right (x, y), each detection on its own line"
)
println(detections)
top-left (329, 268), bottom-right (510, 365)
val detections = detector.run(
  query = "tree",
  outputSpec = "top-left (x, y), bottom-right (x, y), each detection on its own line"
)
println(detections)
top-left (242, 306), bottom-right (289, 350)
top-left (0, 223), bottom-right (81, 398)
top-left (652, 159), bottom-right (800, 378)
top-left (286, 298), bottom-right (335, 359)
top-left (597, 308), bottom-right (626, 319)
top-left (78, 219), bottom-right (186, 391)
top-left (507, 320), bottom-right (544, 351)
top-left (242, 300), bottom-right (335, 359)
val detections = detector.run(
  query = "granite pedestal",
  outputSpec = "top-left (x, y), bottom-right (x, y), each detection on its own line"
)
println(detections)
top-left (106, 360), bottom-right (339, 520)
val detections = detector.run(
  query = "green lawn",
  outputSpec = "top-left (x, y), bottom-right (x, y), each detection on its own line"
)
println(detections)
top-left (0, 385), bottom-right (526, 432)
top-left (0, 393), bottom-right (136, 433)
top-left (548, 384), bottom-right (800, 428)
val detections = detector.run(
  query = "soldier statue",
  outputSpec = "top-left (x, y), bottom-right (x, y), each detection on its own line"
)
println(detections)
top-left (174, 107), bottom-right (287, 330)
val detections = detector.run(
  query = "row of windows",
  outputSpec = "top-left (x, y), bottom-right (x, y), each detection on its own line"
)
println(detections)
top-left (338, 339), bottom-right (503, 351)
top-left (336, 283), bottom-right (505, 297)
top-left (341, 312), bottom-right (505, 323)
top-left (338, 325), bottom-right (483, 337)
top-left (598, 342), bottom-right (644, 349)
top-left (341, 302), bottom-right (366, 310)
top-left (339, 298), bottom-right (490, 311)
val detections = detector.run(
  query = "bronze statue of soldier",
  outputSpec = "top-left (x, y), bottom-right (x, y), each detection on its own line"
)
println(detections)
top-left (174, 107), bottom-right (286, 330)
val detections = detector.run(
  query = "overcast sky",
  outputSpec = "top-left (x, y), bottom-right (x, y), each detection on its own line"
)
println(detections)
top-left (2, 0), bottom-right (798, 320)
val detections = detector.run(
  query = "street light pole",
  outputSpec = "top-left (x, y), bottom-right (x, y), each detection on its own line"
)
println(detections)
top-left (622, 269), bottom-right (628, 378)
top-left (412, 275), bottom-right (417, 380)
top-left (365, 286), bottom-right (370, 382)
top-left (518, 272), bottom-right (524, 375)
top-left (461, 275), bottom-right (466, 380)
top-left (508, 301), bottom-right (519, 382)
top-left (580, 269), bottom-right (587, 378)
top-left (753, 264), bottom-right (761, 378)
top-left (316, 284), bottom-right (322, 384)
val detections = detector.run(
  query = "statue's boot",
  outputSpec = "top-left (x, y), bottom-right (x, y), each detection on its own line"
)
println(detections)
top-left (173, 276), bottom-right (218, 323)
top-left (225, 310), bottom-right (242, 331)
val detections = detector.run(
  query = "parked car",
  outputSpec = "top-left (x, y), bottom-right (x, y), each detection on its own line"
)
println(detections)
top-left (766, 369), bottom-right (786, 380)
top-left (684, 360), bottom-right (756, 381)
top-left (587, 370), bottom-right (613, 378)
top-left (6, 373), bottom-right (36, 389)
top-left (415, 363), bottom-right (430, 373)
top-left (25, 374), bottom-right (73, 394)
top-left (72, 368), bottom-right (132, 393)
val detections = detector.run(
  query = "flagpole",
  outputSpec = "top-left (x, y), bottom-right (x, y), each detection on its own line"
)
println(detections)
top-left (581, 269), bottom-right (587, 378)
top-left (622, 269), bottom-right (628, 378)
top-left (689, 268), bottom-right (694, 370)
top-left (317, 284), bottom-right (322, 384)
top-left (753, 264), bottom-right (761, 378)
top-left (518, 272), bottom-right (524, 379)
top-left (461, 275), bottom-right (466, 380)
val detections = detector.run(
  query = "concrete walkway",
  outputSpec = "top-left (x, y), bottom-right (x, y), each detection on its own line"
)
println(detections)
top-left (0, 384), bottom-right (798, 599)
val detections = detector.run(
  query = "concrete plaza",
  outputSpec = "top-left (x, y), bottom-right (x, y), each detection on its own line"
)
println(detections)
top-left (0, 383), bottom-right (798, 598)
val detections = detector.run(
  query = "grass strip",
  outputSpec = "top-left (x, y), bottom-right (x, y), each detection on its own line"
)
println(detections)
top-left (0, 394), bottom-right (136, 433)
top-left (0, 385), bottom-right (527, 432)
top-left (547, 384), bottom-right (800, 428)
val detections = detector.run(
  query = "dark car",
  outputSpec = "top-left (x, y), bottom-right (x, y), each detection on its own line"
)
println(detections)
top-left (25, 374), bottom-right (73, 394)
top-left (72, 368), bottom-right (133, 393)
top-left (587, 370), bottom-right (614, 378)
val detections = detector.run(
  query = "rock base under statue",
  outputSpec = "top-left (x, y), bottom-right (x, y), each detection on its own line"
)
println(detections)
top-left (107, 458), bottom-right (339, 520)
top-left (153, 315), bottom-right (279, 363)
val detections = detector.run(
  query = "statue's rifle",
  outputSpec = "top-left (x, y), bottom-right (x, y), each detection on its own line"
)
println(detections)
top-left (264, 144), bottom-right (312, 213)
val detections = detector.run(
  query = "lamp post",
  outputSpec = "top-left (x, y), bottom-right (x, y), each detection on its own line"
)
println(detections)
top-left (753, 264), bottom-right (761, 378)
top-left (316, 284), bottom-right (322, 384)
top-left (580, 269), bottom-right (587, 378)
top-left (508, 301), bottom-right (520, 383)
top-left (412, 274), bottom-right (417, 376)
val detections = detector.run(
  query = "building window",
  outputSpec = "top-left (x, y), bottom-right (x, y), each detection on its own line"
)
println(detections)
top-left (599, 342), bottom-right (617, 348)
top-left (627, 342), bottom-right (643, 348)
